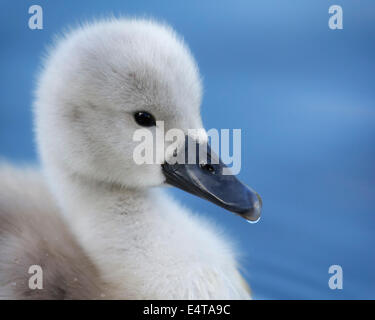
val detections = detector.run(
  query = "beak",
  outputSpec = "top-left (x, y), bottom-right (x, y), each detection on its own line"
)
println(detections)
top-left (161, 137), bottom-right (262, 222)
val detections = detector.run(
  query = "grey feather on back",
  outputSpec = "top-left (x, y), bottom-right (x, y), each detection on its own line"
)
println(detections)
top-left (0, 166), bottom-right (109, 299)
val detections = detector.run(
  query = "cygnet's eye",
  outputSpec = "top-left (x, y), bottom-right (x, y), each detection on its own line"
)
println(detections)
top-left (134, 111), bottom-right (156, 127)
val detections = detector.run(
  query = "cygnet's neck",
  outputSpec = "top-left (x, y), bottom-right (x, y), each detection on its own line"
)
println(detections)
top-left (53, 169), bottom-right (153, 230)
top-left (48, 166), bottom-right (163, 297)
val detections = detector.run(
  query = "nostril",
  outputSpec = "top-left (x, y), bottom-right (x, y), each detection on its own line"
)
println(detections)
top-left (200, 163), bottom-right (215, 174)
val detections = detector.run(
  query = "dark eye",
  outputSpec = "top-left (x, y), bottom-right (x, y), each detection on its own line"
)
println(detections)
top-left (134, 111), bottom-right (156, 127)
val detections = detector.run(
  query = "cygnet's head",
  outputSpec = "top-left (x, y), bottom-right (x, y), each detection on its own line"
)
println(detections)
top-left (35, 18), bottom-right (261, 222)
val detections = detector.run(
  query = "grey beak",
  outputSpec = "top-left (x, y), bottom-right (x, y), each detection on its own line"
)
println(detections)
top-left (162, 137), bottom-right (262, 222)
